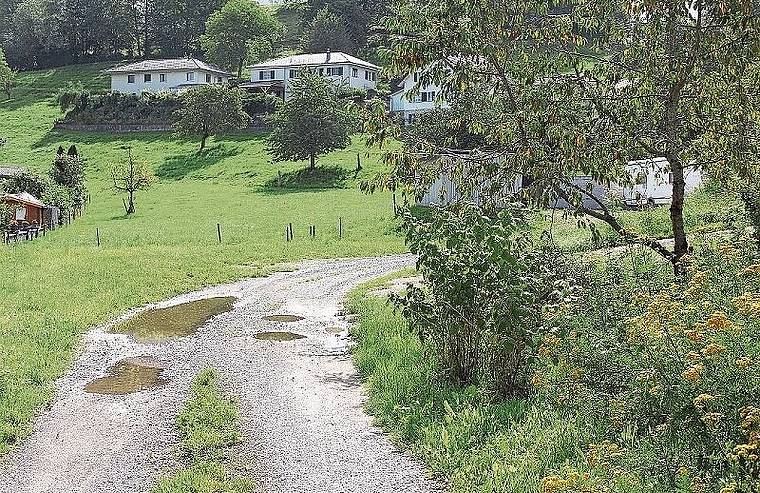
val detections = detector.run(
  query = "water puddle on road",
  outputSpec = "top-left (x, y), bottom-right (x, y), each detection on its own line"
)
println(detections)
top-left (84, 357), bottom-right (168, 395)
top-left (262, 314), bottom-right (305, 323)
top-left (253, 331), bottom-right (306, 341)
top-left (111, 297), bottom-right (237, 342)
top-left (324, 326), bottom-right (344, 334)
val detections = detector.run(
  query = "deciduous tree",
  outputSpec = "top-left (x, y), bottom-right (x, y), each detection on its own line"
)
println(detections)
top-left (110, 148), bottom-right (155, 215)
top-left (267, 71), bottom-right (355, 169)
top-left (201, 0), bottom-right (283, 79)
top-left (0, 47), bottom-right (16, 98)
top-left (173, 85), bottom-right (249, 150)
top-left (375, 0), bottom-right (760, 276)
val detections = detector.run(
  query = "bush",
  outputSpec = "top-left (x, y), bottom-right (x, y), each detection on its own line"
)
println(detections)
top-left (393, 203), bottom-right (577, 396)
top-left (240, 92), bottom-right (281, 116)
top-left (59, 92), bottom-right (182, 125)
top-left (535, 236), bottom-right (760, 491)
top-left (56, 81), bottom-right (90, 113)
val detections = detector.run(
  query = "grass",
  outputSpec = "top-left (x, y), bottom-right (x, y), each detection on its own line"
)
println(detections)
top-left (0, 64), bottom-right (406, 454)
top-left (347, 280), bottom-right (603, 493)
top-left (152, 369), bottom-right (254, 493)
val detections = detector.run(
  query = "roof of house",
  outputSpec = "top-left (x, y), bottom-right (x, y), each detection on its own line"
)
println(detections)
top-left (105, 59), bottom-right (232, 76)
top-left (1, 192), bottom-right (44, 207)
top-left (249, 52), bottom-right (380, 71)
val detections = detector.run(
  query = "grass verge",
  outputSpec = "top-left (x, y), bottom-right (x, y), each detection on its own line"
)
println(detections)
top-left (152, 369), bottom-right (255, 493)
top-left (347, 282), bottom-right (601, 493)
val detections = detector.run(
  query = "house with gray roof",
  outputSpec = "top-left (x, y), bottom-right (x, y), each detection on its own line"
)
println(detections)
top-left (105, 58), bottom-right (232, 94)
top-left (241, 51), bottom-right (380, 100)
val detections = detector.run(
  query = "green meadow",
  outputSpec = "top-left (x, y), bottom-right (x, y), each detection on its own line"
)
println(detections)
top-left (0, 64), bottom-right (405, 453)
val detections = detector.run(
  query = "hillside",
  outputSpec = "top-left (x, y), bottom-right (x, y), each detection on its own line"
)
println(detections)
top-left (0, 64), bottom-right (404, 454)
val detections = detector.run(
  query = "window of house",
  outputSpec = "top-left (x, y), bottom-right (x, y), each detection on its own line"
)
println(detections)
top-left (364, 70), bottom-right (369, 80)
top-left (372, 71), bottom-right (376, 81)
top-left (160, 73), bottom-right (166, 83)
top-left (260, 70), bottom-right (276, 80)
top-left (144, 74), bottom-right (152, 83)
top-left (319, 68), bottom-right (324, 76)
top-left (289, 69), bottom-right (297, 78)
top-left (217, 76), bottom-right (223, 83)
top-left (352, 67), bottom-right (358, 78)
top-left (186, 72), bottom-right (195, 82)
top-left (127, 74), bottom-right (136, 83)
top-left (332, 67), bottom-right (343, 76)
top-left (668, 172), bottom-right (674, 184)
top-left (413, 72), bottom-right (419, 83)
top-left (421, 91), bottom-right (437, 103)
top-left (205, 73), bottom-right (212, 83)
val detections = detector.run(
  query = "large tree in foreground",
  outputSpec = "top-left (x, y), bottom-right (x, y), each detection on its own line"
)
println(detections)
top-left (173, 85), bottom-right (249, 150)
top-left (375, 0), bottom-right (760, 275)
top-left (201, 0), bottom-right (283, 79)
top-left (267, 71), bottom-right (355, 170)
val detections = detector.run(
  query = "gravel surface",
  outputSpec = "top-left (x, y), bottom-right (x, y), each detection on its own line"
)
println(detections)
top-left (0, 255), bottom-right (442, 493)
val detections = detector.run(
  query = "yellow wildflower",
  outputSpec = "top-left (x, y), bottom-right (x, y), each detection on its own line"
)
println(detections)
top-left (682, 364), bottom-right (704, 383)
top-left (701, 412), bottom-right (724, 428)
top-left (693, 394), bottom-right (715, 409)
top-left (703, 311), bottom-right (734, 331)
top-left (701, 343), bottom-right (727, 359)
top-left (684, 329), bottom-right (706, 344)
top-left (736, 356), bottom-right (752, 369)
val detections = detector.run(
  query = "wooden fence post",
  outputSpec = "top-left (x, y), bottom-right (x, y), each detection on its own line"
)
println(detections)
top-left (96, 228), bottom-right (100, 247)
top-left (217, 223), bottom-right (222, 243)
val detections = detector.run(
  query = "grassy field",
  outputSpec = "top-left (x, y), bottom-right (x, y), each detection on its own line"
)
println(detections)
top-left (0, 64), bottom-right (406, 453)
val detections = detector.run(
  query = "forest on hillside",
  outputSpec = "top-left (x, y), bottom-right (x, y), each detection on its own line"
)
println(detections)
top-left (0, 0), bottom-right (389, 70)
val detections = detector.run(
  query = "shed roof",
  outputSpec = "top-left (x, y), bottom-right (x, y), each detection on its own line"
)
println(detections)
top-left (249, 52), bottom-right (380, 71)
top-left (105, 59), bottom-right (232, 76)
top-left (0, 167), bottom-right (24, 178)
top-left (1, 192), bottom-right (44, 207)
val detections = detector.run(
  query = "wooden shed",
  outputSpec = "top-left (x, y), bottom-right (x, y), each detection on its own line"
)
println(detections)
top-left (1, 192), bottom-right (45, 224)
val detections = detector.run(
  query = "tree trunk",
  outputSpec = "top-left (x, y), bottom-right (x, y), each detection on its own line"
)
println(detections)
top-left (127, 190), bottom-right (135, 214)
top-left (237, 59), bottom-right (244, 80)
top-left (310, 153), bottom-right (316, 169)
top-left (200, 133), bottom-right (207, 150)
top-left (670, 161), bottom-right (688, 276)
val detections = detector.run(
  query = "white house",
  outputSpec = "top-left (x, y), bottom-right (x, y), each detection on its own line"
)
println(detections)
top-left (241, 51), bottom-right (380, 100)
top-left (390, 69), bottom-right (450, 124)
top-left (105, 59), bottom-right (232, 94)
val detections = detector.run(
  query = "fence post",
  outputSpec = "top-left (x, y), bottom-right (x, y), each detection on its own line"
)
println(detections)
top-left (339, 217), bottom-right (342, 239)
top-left (289, 223), bottom-right (293, 241)
top-left (96, 228), bottom-right (100, 247)
top-left (217, 223), bottom-right (222, 243)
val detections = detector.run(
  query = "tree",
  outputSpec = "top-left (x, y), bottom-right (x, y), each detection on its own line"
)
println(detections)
top-left (173, 85), bottom-right (249, 150)
top-left (376, 0), bottom-right (760, 276)
top-left (51, 146), bottom-right (86, 208)
top-left (0, 47), bottom-right (16, 99)
top-left (201, 0), bottom-right (283, 79)
top-left (301, 7), bottom-right (356, 54)
top-left (110, 148), bottom-right (155, 215)
top-left (267, 71), bottom-right (355, 169)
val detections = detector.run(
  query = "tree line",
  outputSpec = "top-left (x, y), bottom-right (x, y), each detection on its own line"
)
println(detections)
top-left (0, 0), bottom-right (390, 71)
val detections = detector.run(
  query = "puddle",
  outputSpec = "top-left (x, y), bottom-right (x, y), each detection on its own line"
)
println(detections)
top-left (253, 331), bottom-right (306, 341)
top-left (324, 326), bottom-right (344, 334)
top-left (262, 314), bottom-right (305, 323)
top-left (84, 357), bottom-right (168, 395)
top-left (112, 297), bottom-right (236, 342)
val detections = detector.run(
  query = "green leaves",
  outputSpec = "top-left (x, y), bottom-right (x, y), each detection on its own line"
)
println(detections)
top-left (266, 71), bottom-right (357, 168)
top-left (173, 85), bottom-right (250, 150)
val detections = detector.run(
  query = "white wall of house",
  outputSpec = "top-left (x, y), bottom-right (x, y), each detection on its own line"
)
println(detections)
top-left (390, 71), bottom-right (449, 124)
top-left (249, 63), bottom-right (378, 100)
top-left (110, 70), bottom-right (229, 94)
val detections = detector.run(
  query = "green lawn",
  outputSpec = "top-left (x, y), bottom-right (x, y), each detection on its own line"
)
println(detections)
top-left (0, 64), bottom-right (406, 454)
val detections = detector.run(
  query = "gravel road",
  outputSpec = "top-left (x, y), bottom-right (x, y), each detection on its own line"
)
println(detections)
top-left (0, 255), bottom-right (442, 493)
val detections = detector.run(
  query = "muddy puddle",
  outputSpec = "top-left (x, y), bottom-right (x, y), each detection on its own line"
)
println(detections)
top-left (324, 326), bottom-right (344, 334)
top-left (254, 331), bottom-right (306, 341)
top-left (262, 314), bottom-right (305, 323)
top-left (85, 357), bottom-right (168, 395)
top-left (111, 297), bottom-right (237, 342)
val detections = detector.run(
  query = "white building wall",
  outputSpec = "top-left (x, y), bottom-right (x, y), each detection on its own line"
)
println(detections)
top-left (391, 72), bottom-right (449, 124)
top-left (250, 63), bottom-right (378, 101)
top-left (111, 70), bottom-right (229, 94)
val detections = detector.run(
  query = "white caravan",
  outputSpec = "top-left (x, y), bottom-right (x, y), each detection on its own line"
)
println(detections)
top-left (618, 157), bottom-right (703, 207)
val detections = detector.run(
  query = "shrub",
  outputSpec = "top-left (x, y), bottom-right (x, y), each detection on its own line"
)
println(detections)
top-left (56, 81), bottom-right (90, 113)
top-left (536, 236), bottom-right (760, 491)
top-left (59, 92), bottom-right (182, 125)
top-left (393, 203), bottom-right (576, 396)
top-left (240, 91), bottom-right (281, 116)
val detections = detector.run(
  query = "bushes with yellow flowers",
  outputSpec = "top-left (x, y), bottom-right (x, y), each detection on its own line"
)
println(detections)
top-left (535, 235), bottom-right (760, 492)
